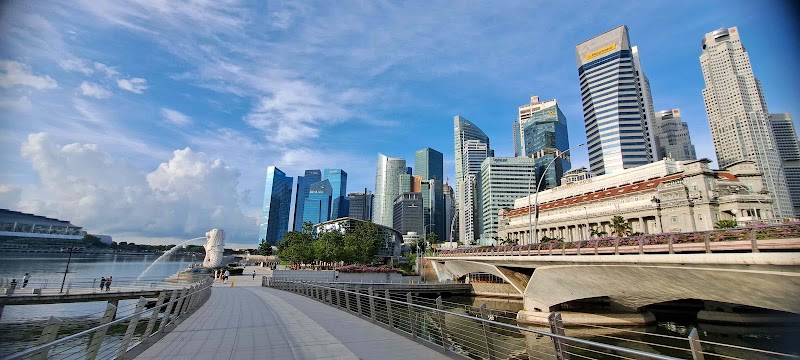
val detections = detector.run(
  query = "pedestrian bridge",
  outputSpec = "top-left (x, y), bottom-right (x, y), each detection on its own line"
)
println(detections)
top-left (428, 224), bottom-right (800, 324)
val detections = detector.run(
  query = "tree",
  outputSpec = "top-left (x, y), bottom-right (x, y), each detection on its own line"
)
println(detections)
top-left (610, 216), bottom-right (632, 237)
top-left (258, 238), bottom-right (273, 256)
top-left (714, 219), bottom-right (738, 229)
top-left (314, 230), bottom-right (345, 263)
top-left (425, 232), bottom-right (439, 244)
top-left (277, 231), bottom-right (315, 264)
top-left (343, 222), bottom-right (384, 264)
top-left (501, 237), bottom-right (519, 246)
top-left (82, 234), bottom-right (105, 247)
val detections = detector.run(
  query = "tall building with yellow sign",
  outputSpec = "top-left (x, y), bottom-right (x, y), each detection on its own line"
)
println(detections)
top-left (575, 25), bottom-right (656, 176)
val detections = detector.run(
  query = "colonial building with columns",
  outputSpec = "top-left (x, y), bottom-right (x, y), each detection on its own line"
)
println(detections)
top-left (498, 158), bottom-right (773, 244)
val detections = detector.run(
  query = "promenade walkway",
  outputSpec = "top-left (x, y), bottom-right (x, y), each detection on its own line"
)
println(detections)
top-left (135, 269), bottom-right (454, 360)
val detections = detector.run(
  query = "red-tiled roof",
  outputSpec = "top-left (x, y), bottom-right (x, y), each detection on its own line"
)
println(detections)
top-left (504, 172), bottom-right (742, 218)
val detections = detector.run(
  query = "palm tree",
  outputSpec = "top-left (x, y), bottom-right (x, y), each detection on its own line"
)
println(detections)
top-left (610, 216), bottom-right (632, 237)
top-left (589, 227), bottom-right (607, 239)
top-left (714, 219), bottom-right (738, 229)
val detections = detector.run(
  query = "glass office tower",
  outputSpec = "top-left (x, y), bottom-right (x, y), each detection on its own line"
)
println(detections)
top-left (515, 96), bottom-right (571, 190)
top-left (373, 153), bottom-right (407, 227)
top-left (302, 180), bottom-right (332, 225)
top-left (576, 25), bottom-right (654, 175)
top-left (292, 169), bottom-right (321, 231)
top-left (323, 168), bottom-right (348, 219)
top-left (454, 116), bottom-right (492, 244)
top-left (259, 166), bottom-right (293, 244)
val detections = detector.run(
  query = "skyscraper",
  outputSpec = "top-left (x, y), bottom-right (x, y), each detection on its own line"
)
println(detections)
top-left (347, 191), bottom-right (374, 221)
top-left (462, 139), bottom-right (490, 244)
top-left (576, 25), bottom-right (653, 176)
top-left (514, 96), bottom-right (572, 190)
top-left (292, 169), bottom-right (321, 231)
top-left (443, 180), bottom-right (456, 242)
top-left (393, 192), bottom-right (424, 236)
top-left (700, 27), bottom-right (792, 218)
top-left (654, 109), bottom-right (697, 161)
top-left (415, 147), bottom-right (445, 240)
top-left (478, 157), bottom-right (537, 244)
top-left (373, 153), bottom-right (407, 227)
top-left (454, 116), bottom-right (491, 244)
top-left (259, 166), bottom-right (293, 244)
top-left (414, 148), bottom-right (444, 181)
top-left (769, 113), bottom-right (800, 216)
top-left (302, 180), bottom-right (332, 225)
top-left (323, 168), bottom-right (348, 219)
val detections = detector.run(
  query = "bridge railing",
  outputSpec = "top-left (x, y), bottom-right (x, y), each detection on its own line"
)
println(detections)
top-left (3, 277), bottom-right (213, 360)
top-left (265, 279), bottom-right (686, 360)
top-left (1, 276), bottom-right (194, 296)
top-left (435, 223), bottom-right (800, 257)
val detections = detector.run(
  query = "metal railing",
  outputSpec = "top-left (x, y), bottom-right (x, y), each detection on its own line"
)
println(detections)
top-left (435, 223), bottom-right (800, 257)
top-left (1, 276), bottom-right (193, 296)
top-left (3, 277), bottom-right (213, 360)
top-left (265, 279), bottom-right (687, 360)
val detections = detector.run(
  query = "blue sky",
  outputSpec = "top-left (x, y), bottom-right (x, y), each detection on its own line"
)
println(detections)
top-left (0, 1), bottom-right (798, 247)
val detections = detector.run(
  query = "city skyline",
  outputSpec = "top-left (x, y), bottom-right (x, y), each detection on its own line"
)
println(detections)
top-left (1, 1), bottom-right (798, 247)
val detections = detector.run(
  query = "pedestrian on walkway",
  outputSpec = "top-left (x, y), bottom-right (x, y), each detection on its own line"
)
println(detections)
top-left (223, 269), bottom-right (230, 284)
top-left (100, 277), bottom-right (106, 291)
top-left (252, 270), bottom-right (256, 279)
top-left (105, 276), bottom-right (112, 291)
top-left (22, 273), bottom-right (30, 288)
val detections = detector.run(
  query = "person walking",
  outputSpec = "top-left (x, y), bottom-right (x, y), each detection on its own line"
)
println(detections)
top-left (105, 276), bottom-right (112, 291)
top-left (252, 270), bottom-right (256, 279)
top-left (22, 273), bottom-right (30, 288)
top-left (100, 277), bottom-right (106, 291)
top-left (223, 270), bottom-right (230, 284)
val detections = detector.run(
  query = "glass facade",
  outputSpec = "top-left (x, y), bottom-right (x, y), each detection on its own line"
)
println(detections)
top-left (393, 192), bottom-right (424, 236)
top-left (302, 180), bottom-right (332, 225)
top-left (323, 168), bottom-right (348, 219)
top-left (576, 26), bottom-right (652, 176)
top-left (373, 153), bottom-right (407, 227)
top-left (346, 192), bottom-right (373, 221)
top-left (259, 166), bottom-right (293, 245)
top-left (414, 148), bottom-right (444, 181)
top-left (292, 169), bottom-right (321, 231)
top-left (516, 98), bottom-right (571, 190)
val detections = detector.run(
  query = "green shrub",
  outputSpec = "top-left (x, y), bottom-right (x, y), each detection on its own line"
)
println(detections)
top-left (227, 267), bottom-right (244, 275)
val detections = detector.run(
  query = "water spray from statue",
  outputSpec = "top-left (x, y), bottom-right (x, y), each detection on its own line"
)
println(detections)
top-left (137, 229), bottom-right (225, 280)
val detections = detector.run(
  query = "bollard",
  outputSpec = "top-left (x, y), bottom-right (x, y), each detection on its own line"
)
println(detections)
top-left (30, 316), bottom-right (61, 360)
top-left (115, 297), bottom-right (148, 360)
top-left (231, 280), bottom-right (235, 288)
top-left (86, 302), bottom-right (117, 360)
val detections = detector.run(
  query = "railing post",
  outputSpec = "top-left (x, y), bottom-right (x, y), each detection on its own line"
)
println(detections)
top-left (688, 328), bottom-right (705, 360)
top-left (750, 227), bottom-right (760, 253)
top-left (86, 302), bottom-right (117, 360)
top-left (406, 293), bottom-right (417, 338)
top-left (30, 316), bottom-right (61, 360)
top-left (115, 296), bottom-right (148, 360)
top-left (435, 296), bottom-right (449, 351)
top-left (668, 234), bottom-right (674, 254)
top-left (384, 290), bottom-right (393, 327)
top-left (144, 292), bottom-right (167, 341)
top-left (345, 287), bottom-right (351, 312)
top-left (479, 303), bottom-right (494, 359)
top-left (548, 312), bottom-right (568, 360)
top-left (355, 286), bottom-right (362, 316)
top-left (159, 290), bottom-right (179, 333)
top-left (368, 288), bottom-right (376, 322)
top-left (704, 233), bottom-right (711, 253)
top-left (173, 288), bottom-right (189, 323)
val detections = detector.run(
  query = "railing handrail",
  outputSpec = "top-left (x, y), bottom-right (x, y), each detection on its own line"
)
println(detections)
top-left (3, 278), bottom-right (212, 360)
top-left (269, 279), bottom-right (681, 360)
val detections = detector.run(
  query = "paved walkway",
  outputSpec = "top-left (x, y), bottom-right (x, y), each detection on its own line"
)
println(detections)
top-left (135, 270), bottom-right (453, 360)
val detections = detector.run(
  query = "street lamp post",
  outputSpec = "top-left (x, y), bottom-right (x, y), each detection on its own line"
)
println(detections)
top-left (529, 143), bottom-right (586, 244)
top-left (60, 246), bottom-right (74, 293)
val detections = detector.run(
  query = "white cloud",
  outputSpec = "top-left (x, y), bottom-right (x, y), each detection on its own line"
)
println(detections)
top-left (116, 77), bottom-right (148, 94)
top-left (59, 58), bottom-right (94, 75)
top-left (0, 184), bottom-right (22, 208)
top-left (0, 95), bottom-right (32, 110)
top-left (0, 61), bottom-right (58, 90)
top-left (18, 133), bottom-right (257, 243)
top-left (79, 81), bottom-right (112, 99)
top-left (73, 98), bottom-right (105, 123)
top-left (160, 108), bottom-right (192, 126)
top-left (94, 62), bottom-right (119, 78)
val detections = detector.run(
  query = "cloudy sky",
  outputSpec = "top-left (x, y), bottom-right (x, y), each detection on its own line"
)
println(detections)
top-left (0, 1), bottom-right (798, 248)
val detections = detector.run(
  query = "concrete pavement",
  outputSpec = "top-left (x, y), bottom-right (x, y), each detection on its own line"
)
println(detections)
top-left (135, 269), bottom-right (454, 360)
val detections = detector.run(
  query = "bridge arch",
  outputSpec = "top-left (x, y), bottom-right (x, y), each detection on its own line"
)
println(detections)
top-left (433, 260), bottom-right (528, 294)
top-left (523, 265), bottom-right (800, 314)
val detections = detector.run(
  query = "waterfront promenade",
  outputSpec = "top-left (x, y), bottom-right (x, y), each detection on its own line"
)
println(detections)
top-left (135, 268), bottom-right (454, 360)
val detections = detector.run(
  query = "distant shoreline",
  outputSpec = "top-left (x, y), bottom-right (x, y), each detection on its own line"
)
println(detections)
top-left (0, 249), bottom-right (168, 256)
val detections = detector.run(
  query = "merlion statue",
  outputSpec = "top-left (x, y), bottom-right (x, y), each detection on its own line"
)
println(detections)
top-left (203, 229), bottom-right (225, 268)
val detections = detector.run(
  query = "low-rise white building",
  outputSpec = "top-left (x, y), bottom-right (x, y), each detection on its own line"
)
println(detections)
top-left (499, 159), bottom-right (774, 244)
